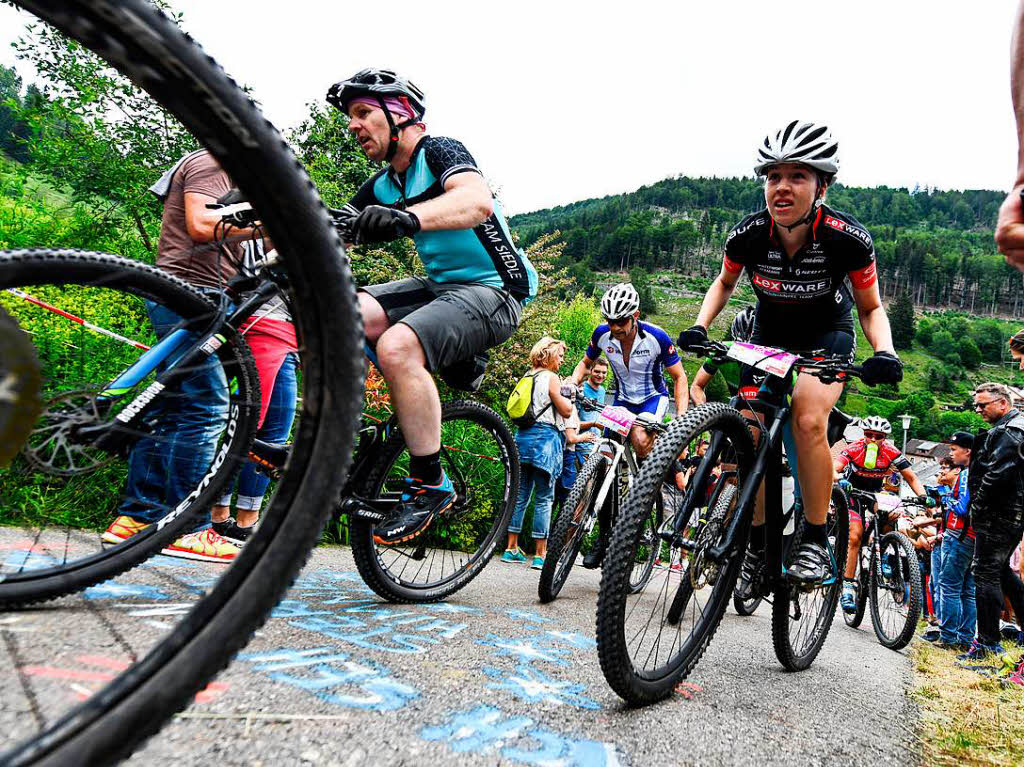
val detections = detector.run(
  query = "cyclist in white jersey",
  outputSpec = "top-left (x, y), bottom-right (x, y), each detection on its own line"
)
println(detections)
top-left (568, 283), bottom-right (688, 569)
top-left (571, 283), bottom-right (688, 460)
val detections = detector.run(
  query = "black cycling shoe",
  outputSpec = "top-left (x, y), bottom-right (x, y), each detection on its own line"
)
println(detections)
top-left (582, 534), bottom-right (609, 569)
top-left (373, 473), bottom-right (455, 546)
top-left (212, 517), bottom-right (255, 546)
top-left (735, 546), bottom-right (764, 601)
top-left (787, 540), bottom-right (832, 584)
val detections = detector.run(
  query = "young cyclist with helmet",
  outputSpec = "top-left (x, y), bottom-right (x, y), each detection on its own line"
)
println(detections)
top-left (677, 120), bottom-right (904, 587)
top-left (327, 68), bottom-right (538, 545)
top-left (689, 306), bottom-right (756, 406)
top-left (569, 282), bottom-right (688, 566)
top-left (833, 415), bottom-right (931, 612)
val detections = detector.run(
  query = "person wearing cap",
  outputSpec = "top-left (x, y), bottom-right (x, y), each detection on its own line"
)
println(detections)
top-left (325, 68), bottom-right (537, 546)
top-left (958, 383), bottom-right (1024, 662)
top-left (935, 431), bottom-right (976, 650)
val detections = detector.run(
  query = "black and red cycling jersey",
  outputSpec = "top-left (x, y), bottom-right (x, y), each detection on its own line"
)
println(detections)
top-left (836, 439), bottom-right (911, 492)
top-left (723, 204), bottom-right (876, 340)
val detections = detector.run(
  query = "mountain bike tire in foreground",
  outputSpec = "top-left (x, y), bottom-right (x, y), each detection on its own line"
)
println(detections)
top-left (596, 403), bottom-right (754, 705)
top-left (1, 1), bottom-right (363, 764)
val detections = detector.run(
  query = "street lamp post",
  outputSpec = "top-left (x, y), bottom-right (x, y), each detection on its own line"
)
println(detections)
top-left (898, 413), bottom-right (913, 454)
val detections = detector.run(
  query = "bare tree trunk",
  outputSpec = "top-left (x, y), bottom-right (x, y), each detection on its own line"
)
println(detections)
top-left (132, 210), bottom-right (154, 254)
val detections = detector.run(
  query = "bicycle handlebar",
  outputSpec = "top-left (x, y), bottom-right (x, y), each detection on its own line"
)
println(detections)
top-left (680, 339), bottom-right (865, 384)
top-left (572, 389), bottom-right (666, 434)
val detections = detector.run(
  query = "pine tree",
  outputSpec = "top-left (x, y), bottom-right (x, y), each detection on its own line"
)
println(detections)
top-left (890, 291), bottom-right (915, 350)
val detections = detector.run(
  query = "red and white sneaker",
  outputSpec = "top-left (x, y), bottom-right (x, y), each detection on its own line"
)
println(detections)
top-left (162, 529), bottom-right (239, 564)
top-left (101, 515), bottom-right (148, 544)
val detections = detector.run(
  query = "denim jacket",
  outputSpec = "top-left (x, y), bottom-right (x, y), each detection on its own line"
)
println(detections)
top-left (515, 422), bottom-right (565, 481)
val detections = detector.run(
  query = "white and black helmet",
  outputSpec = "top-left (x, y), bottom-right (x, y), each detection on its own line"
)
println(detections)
top-left (730, 305), bottom-right (756, 342)
top-left (601, 283), bottom-right (640, 320)
top-left (754, 120), bottom-right (840, 180)
top-left (860, 415), bottom-right (892, 435)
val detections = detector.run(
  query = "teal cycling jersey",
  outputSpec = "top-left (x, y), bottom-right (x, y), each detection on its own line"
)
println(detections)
top-left (345, 135), bottom-right (538, 301)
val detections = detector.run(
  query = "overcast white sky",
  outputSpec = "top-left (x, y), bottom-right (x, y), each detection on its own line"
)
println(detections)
top-left (0, 1), bottom-right (1019, 215)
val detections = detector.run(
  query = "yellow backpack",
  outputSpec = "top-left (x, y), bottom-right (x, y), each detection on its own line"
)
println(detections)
top-left (506, 371), bottom-right (552, 429)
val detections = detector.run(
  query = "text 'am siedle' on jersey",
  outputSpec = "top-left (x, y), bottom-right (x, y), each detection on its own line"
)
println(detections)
top-left (722, 204), bottom-right (877, 336)
top-left (586, 322), bottom-right (680, 405)
top-left (344, 135), bottom-right (538, 302)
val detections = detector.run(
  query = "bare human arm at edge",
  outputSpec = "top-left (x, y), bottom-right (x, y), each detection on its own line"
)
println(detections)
top-left (571, 355), bottom-right (594, 387)
top-left (547, 373), bottom-right (574, 419)
top-left (690, 366), bottom-right (713, 406)
top-left (407, 171), bottom-right (492, 232)
top-left (694, 266), bottom-right (740, 329)
top-left (899, 467), bottom-right (927, 497)
top-left (851, 281), bottom-right (896, 355)
top-left (994, 0), bottom-right (1024, 272)
top-left (666, 361), bottom-right (689, 416)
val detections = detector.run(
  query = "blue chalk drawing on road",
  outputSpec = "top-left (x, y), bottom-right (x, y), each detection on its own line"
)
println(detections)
top-left (83, 582), bottom-right (170, 601)
top-left (139, 554), bottom-right (198, 569)
top-left (238, 647), bottom-right (418, 711)
top-left (477, 634), bottom-right (571, 667)
top-left (422, 706), bottom-right (531, 753)
top-left (422, 706), bottom-right (620, 766)
top-left (280, 600), bottom-right (468, 654)
top-left (504, 609), bottom-right (552, 624)
top-left (544, 630), bottom-right (597, 650)
top-left (2, 550), bottom-right (58, 571)
top-left (482, 665), bottom-right (601, 709)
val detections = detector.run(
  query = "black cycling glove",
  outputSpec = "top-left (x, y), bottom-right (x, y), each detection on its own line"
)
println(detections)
top-left (676, 325), bottom-right (709, 351)
top-left (351, 205), bottom-right (421, 245)
top-left (861, 351), bottom-right (903, 386)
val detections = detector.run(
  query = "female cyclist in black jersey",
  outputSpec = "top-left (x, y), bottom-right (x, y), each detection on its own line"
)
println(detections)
top-left (678, 120), bottom-right (904, 585)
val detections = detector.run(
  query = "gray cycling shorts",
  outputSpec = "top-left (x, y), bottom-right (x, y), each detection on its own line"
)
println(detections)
top-left (361, 276), bottom-right (523, 372)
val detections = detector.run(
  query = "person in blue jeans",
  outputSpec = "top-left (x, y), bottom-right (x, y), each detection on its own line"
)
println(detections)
top-left (502, 338), bottom-right (575, 569)
top-left (938, 432), bottom-right (976, 650)
top-left (212, 352), bottom-right (298, 544)
top-left (110, 302), bottom-right (229, 536)
top-left (102, 149), bottom-right (261, 563)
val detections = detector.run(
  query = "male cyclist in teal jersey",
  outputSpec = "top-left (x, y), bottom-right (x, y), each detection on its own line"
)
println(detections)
top-left (569, 283), bottom-right (688, 567)
top-left (327, 68), bottom-right (538, 545)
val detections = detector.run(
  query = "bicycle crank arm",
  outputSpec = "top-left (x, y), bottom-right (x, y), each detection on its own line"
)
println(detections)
top-left (340, 495), bottom-right (396, 523)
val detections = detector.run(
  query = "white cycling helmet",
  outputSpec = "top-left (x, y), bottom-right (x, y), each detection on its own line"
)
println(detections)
top-left (601, 283), bottom-right (640, 320)
top-left (754, 120), bottom-right (840, 179)
top-left (860, 415), bottom-right (892, 435)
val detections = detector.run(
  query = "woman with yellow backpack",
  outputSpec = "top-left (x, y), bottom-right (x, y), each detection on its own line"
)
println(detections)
top-left (503, 337), bottom-right (588, 568)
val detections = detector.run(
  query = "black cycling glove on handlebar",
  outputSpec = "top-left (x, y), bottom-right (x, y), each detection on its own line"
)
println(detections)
top-left (676, 325), bottom-right (708, 351)
top-left (860, 351), bottom-right (903, 386)
top-left (351, 205), bottom-right (421, 244)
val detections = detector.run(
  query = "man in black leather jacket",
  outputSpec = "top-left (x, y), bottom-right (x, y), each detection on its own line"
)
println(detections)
top-left (962, 383), bottom-right (1024, 659)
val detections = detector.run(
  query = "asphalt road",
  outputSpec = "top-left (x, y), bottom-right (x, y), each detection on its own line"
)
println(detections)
top-left (0, 543), bottom-right (920, 766)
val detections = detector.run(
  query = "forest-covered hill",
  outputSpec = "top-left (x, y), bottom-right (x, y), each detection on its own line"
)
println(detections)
top-left (511, 176), bottom-right (1022, 317)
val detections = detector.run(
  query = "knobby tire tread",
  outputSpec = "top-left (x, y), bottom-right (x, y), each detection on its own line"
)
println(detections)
top-left (596, 403), bottom-right (754, 705)
top-left (350, 399), bottom-right (518, 603)
top-left (869, 531), bottom-right (922, 650)
top-left (538, 450), bottom-right (603, 603)
top-left (770, 486), bottom-right (849, 671)
top-left (2, 3), bottom-right (364, 765)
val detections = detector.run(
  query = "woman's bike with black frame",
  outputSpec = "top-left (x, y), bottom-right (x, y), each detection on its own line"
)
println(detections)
top-left (596, 338), bottom-right (863, 705)
top-left (838, 485), bottom-right (927, 650)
